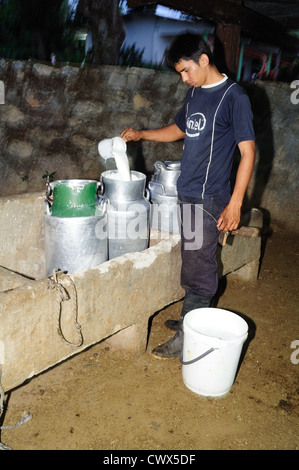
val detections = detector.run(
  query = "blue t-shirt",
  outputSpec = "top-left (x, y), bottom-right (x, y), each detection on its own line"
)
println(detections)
top-left (175, 75), bottom-right (255, 199)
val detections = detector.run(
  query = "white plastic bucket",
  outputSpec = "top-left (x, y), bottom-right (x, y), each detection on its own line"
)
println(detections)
top-left (181, 308), bottom-right (248, 397)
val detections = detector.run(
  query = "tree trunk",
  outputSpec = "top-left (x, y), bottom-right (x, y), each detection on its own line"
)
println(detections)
top-left (78, 0), bottom-right (125, 65)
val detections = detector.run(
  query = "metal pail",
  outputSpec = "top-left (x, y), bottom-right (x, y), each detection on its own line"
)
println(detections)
top-left (151, 161), bottom-right (181, 197)
top-left (148, 161), bottom-right (181, 234)
top-left (150, 192), bottom-right (180, 234)
top-left (44, 211), bottom-right (108, 274)
top-left (98, 170), bottom-right (150, 259)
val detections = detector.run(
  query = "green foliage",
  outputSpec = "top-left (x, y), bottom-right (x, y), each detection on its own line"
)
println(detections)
top-left (118, 43), bottom-right (144, 67)
top-left (0, 0), bottom-right (84, 62)
top-left (118, 43), bottom-right (170, 71)
top-left (42, 170), bottom-right (56, 182)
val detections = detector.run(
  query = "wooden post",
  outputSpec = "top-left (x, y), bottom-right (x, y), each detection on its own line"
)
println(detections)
top-left (213, 0), bottom-right (241, 78)
top-left (215, 22), bottom-right (241, 77)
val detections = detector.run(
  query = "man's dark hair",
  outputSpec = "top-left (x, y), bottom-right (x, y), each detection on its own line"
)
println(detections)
top-left (166, 32), bottom-right (214, 68)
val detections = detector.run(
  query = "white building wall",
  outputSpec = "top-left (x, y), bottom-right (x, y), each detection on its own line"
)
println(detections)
top-left (122, 14), bottom-right (214, 65)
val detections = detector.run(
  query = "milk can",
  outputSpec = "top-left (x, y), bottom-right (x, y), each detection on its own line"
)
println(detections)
top-left (98, 170), bottom-right (150, 260)
top-left (44, 179), bottom-right (108, 275)
top-left (148, 161), bottom-right (181, 234)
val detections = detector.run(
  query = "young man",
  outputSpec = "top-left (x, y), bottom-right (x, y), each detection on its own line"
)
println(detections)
top-left (120, 33), bottom-right (255, 359)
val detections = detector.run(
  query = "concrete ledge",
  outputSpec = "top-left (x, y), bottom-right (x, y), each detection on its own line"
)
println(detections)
top-left (0, 235), bottom-right (184, 392)
top-left (217, 227), bottom-right (261, 280)
top-left (0, 192), bottom-right (262, 392)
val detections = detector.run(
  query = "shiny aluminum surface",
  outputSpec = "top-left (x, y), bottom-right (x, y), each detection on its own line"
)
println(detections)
top-left (45, 213), bottom-right (108, 274)
top-left (99, 170), bottom-right (150, 260)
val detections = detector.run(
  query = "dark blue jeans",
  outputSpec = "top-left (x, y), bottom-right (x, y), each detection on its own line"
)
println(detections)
top-left (178, 192), bottom-right (231, 298)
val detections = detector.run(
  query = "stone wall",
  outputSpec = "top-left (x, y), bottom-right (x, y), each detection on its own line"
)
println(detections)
top-left (241, 81), bottom-right (299, 233)
top-left (0, 59), bottom-right (298, 232)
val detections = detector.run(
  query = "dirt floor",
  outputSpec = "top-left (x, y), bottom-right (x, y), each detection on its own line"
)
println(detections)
top-left (0, 224), bottom-right (298, 451)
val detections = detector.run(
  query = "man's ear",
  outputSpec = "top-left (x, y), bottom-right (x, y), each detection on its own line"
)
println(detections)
top-left (199, 53), bottom-right (210, 67)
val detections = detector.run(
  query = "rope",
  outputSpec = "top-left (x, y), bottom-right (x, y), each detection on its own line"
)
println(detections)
top-left (0, 271), bottom-right (81, 449)
top-left (0, 442), bottom-right (12, 450)
top-left (0, 366), bottom-right (32, 450)
top-left (0, 412), bottom-right (33, 450)
top-left (48, 270), bottom-right (83, 348)
top-left (0, 412), bottom-right (32, 431)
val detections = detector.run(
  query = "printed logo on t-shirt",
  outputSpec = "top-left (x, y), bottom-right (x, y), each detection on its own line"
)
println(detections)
top-left (186, 112), bottom-right (206, 137)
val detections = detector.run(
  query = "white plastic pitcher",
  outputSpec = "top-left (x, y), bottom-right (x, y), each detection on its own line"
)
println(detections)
top-left (98, 137), bottom-right (131, 181)
top-left (181, 308), bottom-right (248, 397)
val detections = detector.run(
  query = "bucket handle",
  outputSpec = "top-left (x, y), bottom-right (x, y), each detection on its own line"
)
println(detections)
top-left (179, 347), bottom-right (217, 366)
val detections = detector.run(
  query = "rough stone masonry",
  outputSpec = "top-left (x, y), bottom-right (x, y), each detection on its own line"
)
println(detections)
top-left (0, 59), bottom-right (298, 232)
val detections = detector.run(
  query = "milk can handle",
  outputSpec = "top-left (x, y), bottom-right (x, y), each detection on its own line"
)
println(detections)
top-left (98, 195), bottom-right (109, 212)
top-left (179, 347), bottom-right (216, 365)
top-left (97, 181), bottom-right (104, 196)
top-left (154, 161), bottom-right (166, 174)
top-left (148, 181), bottom-right (165, 196)
top-left (44, 200), bottom-right (51, 215)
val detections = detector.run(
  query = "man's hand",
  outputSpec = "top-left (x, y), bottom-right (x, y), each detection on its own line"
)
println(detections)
top-left (120, 128), bottom-right (143, 142)
top-left (217, 200), bottom-right (241, 232)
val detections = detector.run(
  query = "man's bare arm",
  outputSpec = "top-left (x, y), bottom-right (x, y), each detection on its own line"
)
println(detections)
top-left (120, 123), bottom-right (185, 143)
top-left (217, 140), bottom-right (256, 232)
